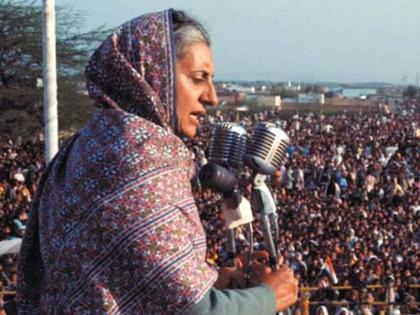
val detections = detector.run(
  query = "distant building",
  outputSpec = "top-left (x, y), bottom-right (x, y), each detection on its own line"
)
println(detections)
top-left (255, 85), bottom-right (268, 93)
top-left (256, 95), bottom-right (281, 107)
top-left (285, 80), bottom-right (301, 91)
top-left (342, 88), bottom-right (377, 99)
top-left (226, 84), bottom-right (255, 93)
top-left (218, 92), bottom-right (246, 106)
top-left (325, 87), bottom-right (343, 98)
top-left (298, 93), bottom-right (325, 104)
top-left (282, 98), bottom-right (298, 104)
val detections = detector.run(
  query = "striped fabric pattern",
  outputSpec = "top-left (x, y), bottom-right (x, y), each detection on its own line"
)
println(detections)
top-left (17, 109), bottom-right (218, 314)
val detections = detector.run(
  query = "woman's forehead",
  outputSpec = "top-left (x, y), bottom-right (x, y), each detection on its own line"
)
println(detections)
top-left (177, 43), bottom-right (215, 73)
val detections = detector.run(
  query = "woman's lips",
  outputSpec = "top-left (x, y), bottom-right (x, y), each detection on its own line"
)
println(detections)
top-left (190, 111), bottom-right (206, 126)
top-left (190, 114), bottom-right (200, 126)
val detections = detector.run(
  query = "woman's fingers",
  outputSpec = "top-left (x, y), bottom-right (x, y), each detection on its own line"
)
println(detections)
top-left (237, 250), bottom-right (270, 269)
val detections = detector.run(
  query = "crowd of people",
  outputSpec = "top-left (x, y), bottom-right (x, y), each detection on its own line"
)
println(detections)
top-left (0, 100), bottom-right (418, 314)
top-left (190, 100), bottom-right (419, 315)
top-left (0, 135), bottom-right (44, 313)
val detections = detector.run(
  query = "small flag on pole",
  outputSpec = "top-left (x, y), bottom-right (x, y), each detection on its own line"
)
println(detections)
top-left (320, 256), bottom-right (338, 284)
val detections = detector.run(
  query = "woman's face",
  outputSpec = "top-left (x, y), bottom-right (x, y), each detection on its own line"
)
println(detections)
top-left (176, 42), bottom-right (218, 138)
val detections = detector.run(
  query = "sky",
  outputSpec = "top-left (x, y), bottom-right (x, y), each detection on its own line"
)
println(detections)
top-left (49, 0), bottom-right (420, 84)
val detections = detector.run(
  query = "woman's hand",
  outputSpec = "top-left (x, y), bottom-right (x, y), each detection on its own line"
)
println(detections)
top-left (239, 251), bottom-right (298, 312)
top-left (214, 250), bottom-right (299, 312)
top-left (213, 252), bottom-right (261, 289)
top-left (249, 263), bottom-right (299, 312)
top-left (214, 265), bottom-right (246, 289)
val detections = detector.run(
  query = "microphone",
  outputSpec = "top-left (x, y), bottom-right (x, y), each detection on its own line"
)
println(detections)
top-left (199, 163), bottom-right (236, 194)
top-left (199, 123), bottom-right (248, 196)
top-left (199, 123), bottom-right (250, 267)
top-left (244, 122), bottom-right (290, 175)
top-left (208, 122), bottom-right (248, 169)
top-left (245, 122), bottom-right (290, 269)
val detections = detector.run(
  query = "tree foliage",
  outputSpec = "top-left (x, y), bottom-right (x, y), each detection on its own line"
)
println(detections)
top-left (403, 85), bottom-right (419, 99)
top-left (0, 0), bottom-right (42, 87)
top-left (0, 0), bottom-right (109, 86)
top-left (0, 0), bottom-right (111, 137)
top-left (271, 84), bottom-right (299, 99)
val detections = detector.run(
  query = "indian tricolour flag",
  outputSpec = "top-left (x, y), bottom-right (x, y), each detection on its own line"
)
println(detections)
top-left (320, 256), bottom-right (338, 284)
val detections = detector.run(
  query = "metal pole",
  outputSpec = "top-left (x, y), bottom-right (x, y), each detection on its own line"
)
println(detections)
top-left (42, 0), bottom-right (59, 164)
top-left (386, 284), bottom-right (395, 315)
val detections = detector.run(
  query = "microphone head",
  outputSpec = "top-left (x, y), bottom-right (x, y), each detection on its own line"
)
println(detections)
top-left (199, 163), bottom-right (237, 193)
top-left (208, 122), bottom-right (248, 170)
top-left (245, 122), bottom-right (290, 175)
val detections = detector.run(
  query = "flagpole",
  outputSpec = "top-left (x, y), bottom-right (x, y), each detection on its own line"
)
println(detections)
top-left (42, 0), bottom-right (59, 164)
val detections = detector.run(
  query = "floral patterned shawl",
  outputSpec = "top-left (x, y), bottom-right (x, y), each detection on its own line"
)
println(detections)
top-left (17, 9), bottom-right (217, 314)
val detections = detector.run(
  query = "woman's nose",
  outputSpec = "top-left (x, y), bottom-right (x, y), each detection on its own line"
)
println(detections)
top-left (202, 82), bottom-right (218, 106)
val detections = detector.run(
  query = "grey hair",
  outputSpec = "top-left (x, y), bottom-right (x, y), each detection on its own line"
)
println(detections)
top-left (172, 10), bottom-right (211, 59)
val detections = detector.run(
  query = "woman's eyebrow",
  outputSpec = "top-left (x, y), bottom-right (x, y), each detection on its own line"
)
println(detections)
top-left (192, 70), bottom-right (215, 77)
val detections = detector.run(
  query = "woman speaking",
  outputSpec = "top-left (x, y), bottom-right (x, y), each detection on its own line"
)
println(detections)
top-left (17, 9), bottom-right (298, 314)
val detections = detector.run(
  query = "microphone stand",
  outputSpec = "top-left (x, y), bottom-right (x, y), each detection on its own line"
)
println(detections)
top-left (222, 193), bottom-right (255, 258)
top-left (222, 189), bottom-right (241, 267)
top-left (251, 174), bottom-right (279, 270)
top-left (226, 228), bottom-right (236, 266)
top-left (221, 192), bottom-right (254, 288)
top-left (251, 174), bottom-right (287, 315)
top-left (226, 222), bottom-right (254, 267)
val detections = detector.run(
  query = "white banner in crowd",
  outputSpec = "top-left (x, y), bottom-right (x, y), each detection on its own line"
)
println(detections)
top-left (0, 238), bottom-right (22, 256)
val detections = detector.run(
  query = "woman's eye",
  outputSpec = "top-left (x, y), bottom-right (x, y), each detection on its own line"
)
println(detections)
top-left (191, 72), bottom-right (208, 83)
top-left (192, 76), bottom-right (205, 83)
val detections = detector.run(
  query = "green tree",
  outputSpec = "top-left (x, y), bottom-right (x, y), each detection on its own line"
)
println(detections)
top-left (271, 84), bottom-right (299, 99)
top-left (301, 84), bottom-right (325, 94)
top-left (403, 85), bottom-right (418, 98)
top-left (0, 0), bottom-right (110, 137)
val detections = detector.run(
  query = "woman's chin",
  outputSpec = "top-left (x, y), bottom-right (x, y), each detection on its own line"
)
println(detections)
top-left (180, 126), bottom-right (197, 139)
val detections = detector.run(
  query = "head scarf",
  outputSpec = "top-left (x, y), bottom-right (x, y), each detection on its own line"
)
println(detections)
top-left (17, 9), bottom-right (217, 314)
top-left (85, 9), bottom-right (178, 133)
